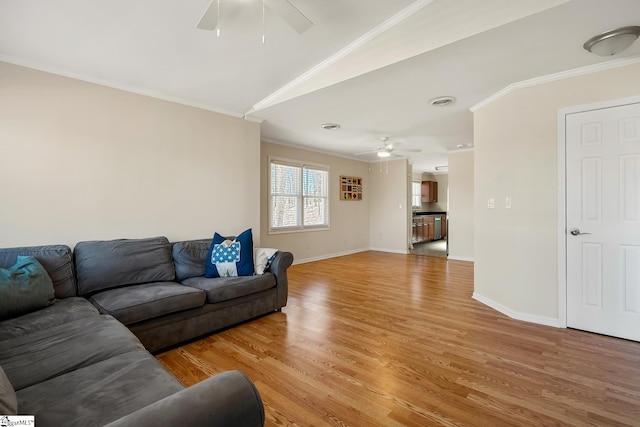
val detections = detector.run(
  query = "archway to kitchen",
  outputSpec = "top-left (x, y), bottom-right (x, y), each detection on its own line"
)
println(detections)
top-left (410, 171), bottom-right (448, 258)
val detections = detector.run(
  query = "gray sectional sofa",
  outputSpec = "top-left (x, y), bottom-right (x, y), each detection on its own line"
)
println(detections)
top-left (0, 236), bottom-right (294, 426)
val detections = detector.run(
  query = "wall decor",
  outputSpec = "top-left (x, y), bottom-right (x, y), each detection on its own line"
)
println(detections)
top-left (340, 175), bottom-right (363, 200)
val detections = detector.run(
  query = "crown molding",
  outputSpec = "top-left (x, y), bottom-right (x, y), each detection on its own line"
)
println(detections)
top-left (243, 115), bottom-right (265, 124)
top-left (246, 0), bottom-right (436, 114)
top-left (0, 54), bottom-right (246, 119)
top-left (471, 55), bottom-right (640, 112)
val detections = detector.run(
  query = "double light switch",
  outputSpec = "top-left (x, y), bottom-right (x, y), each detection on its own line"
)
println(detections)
top-left (487, 197), bottom-right (512, 209)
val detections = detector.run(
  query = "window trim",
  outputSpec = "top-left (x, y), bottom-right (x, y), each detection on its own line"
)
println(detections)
top-left (268, 156), bottom-right (330, 234)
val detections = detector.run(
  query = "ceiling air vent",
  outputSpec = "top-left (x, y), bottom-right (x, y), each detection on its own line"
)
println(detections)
top-left (430, 96), bottom-right (456, 107)
top-left (321, 123), bottom-right (341, 130)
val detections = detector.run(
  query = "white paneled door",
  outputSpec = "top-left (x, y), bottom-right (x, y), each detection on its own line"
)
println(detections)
top-left (566, 101), bottom-right (640, 341)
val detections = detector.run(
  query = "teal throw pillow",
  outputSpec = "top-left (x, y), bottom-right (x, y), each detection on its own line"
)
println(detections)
top-left (0, 256), bottom-right (55, 320)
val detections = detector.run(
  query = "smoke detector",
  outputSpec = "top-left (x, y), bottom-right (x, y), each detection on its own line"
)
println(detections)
top-left (430, 96), bottom-right (456, 107)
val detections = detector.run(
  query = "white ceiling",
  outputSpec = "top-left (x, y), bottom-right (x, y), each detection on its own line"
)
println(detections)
top-left (1, 0), bottom-right (640, 172)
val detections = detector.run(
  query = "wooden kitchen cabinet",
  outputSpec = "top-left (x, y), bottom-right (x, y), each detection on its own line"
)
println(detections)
top-left (421, 181), bottom-right (438, 203)
top-left (412, 216), bottom-right (428, 243)
top-left (413, 214), bottom-right (445, 244)
top-left (412, 217), bottom-right (424, 243)
top-left (424, 216), bottom-right (435, 241)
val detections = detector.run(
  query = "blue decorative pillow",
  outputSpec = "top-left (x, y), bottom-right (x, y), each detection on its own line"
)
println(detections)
top-left (0, 256), bottom-right (55, 320)
top-left (205, 228), bottom-right (254, 278)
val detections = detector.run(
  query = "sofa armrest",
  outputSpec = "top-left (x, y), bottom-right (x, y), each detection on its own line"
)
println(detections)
top-left (104, 370), bottom-right (264, 427)
top-left (269, 251), bottom-right (293, 308)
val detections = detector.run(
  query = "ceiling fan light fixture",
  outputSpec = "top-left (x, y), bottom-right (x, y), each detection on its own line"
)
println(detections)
top-left (377, 150), bottom-right (391, 158)
top-left (197, 0), bottom-right (313, 39)
top-left (583, 26), bottom-right (640, 56)
top-left (430, 96), bottom-right (456, 107)
top-left (321, 123), bottom-right (341, 130)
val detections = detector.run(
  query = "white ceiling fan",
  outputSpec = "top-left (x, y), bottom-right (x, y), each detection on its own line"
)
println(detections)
top-left (197, 0), bottom-right (313, 34)
top-left (355, 137), bottom-right (421, 158)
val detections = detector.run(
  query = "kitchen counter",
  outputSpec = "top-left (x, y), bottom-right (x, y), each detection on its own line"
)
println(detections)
top-left (413, 211), bottom-right (446, 216)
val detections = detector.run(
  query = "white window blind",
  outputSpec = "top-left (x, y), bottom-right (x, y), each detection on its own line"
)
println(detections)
top-left (270, 160), bottom-right (329, 231)
top-left (412, 181), bottom-right (422, 208)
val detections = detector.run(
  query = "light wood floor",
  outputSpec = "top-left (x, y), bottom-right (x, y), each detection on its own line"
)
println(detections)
top-left (156, 251), bottom-right (640, 426)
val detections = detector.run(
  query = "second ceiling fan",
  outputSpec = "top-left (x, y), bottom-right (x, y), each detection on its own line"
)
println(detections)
top-left (356, 137), bottom-right (421, 158)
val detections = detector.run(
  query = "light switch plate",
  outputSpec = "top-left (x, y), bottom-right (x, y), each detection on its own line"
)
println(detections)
top-left (488, 198), bottom-right (495, 209)
top-left (505, 197), bottom-right (512, 209)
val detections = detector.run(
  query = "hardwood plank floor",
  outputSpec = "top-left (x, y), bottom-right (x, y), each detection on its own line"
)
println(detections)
top-left (156, 251), bottom-right (640, 426)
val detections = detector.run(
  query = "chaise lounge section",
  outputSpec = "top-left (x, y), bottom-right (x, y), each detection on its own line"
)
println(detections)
top-left (0, 237), bottom-right (293, 426)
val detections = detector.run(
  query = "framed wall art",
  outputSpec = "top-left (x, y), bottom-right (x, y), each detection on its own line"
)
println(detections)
top-left (340, 175), bottom-right (363, 200)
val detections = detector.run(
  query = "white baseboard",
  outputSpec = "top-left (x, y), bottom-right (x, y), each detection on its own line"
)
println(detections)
top-left (293, 248), bottom-right (370, 265)
top-left (472, 292), bottom-right (562, 328)
top-left (294, 247), bottom-right (477, 264)
top-left (368, 247), bottom-right (410, 254)
top-left (447, 255), bottom-right (475, 262)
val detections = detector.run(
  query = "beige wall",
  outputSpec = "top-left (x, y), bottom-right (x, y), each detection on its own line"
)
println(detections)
top-left (473, 62), bottom-right (640, 322)
top-left (260, 142), bottom-right (370, 262)
top-left (447, 151), bottom-right (474, 261)
top-left (0, 61), bottom-right (261, 248)
top-left (369, 159), bottom-right (410, 253)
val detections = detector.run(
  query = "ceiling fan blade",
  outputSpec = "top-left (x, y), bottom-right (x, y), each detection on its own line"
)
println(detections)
top-left (264, 0), bottom-right (313, 33)
top-left (197, 0), bottom-right (219, 30)
top-left (354, 150), bottom-right (378, 156)
top-left (398, 148), bottom-right (422, 153)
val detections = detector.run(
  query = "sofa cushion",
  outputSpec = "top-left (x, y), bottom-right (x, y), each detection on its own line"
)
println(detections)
top-left (0, 245), bottom-right (76, 299)
top-left (205, 229), bottom-right (254, 278)
top-left (182, 273), bottom-right (276, 303)
top-left (102, 370), bottom-right (265, 427)
top-left (89, 282), bottom-right (206, 325)
top-left (172, 239), bottom-right (210, 281)
top-left (0, 315), bottom-right (144, 390)
top-left (17, 351), bottom-right (183, 427)
top-left (0, 365), bottom-right (17, 415)
top-left (75, 237), bottom-right (176, 296)
top-left (0, 297), bottom-right (99, 341)
top-left (0, 256), bottom-right (55, 320)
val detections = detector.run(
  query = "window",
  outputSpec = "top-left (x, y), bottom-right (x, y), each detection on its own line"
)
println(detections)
top-left (270, 159), bottom-right (329, 232)
top-left (412, 181), bottom-right (422, 208)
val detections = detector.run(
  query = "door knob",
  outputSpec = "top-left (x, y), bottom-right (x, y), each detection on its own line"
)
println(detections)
top-left (569, 228), bottom-right (591, 236)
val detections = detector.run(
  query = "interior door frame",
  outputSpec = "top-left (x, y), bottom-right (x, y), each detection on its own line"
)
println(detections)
top-left (557, 94), bottom-right (640, 329)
